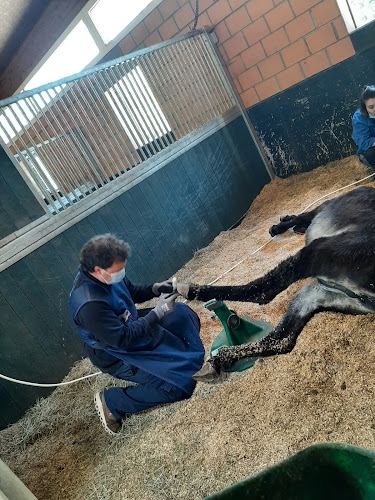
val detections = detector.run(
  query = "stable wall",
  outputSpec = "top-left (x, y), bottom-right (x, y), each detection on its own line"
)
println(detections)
top-left (2, 1), bottom-right (372, 177)
top-left (0, 117), bottom-right (270, 429)
top-left (249, 45), bottom-right (375, 177)
top-left (0, 148), bottom-right (45, 240)
top-left (113, 0), bottom-right (375, 176)
top-left (117, 0), bottom-right (355, 107)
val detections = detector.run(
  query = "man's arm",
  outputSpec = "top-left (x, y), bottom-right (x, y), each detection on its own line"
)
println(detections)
top-left (76, 300), bottom-right (159, 350)
top-left (124, 276), bottom-right (155, 303)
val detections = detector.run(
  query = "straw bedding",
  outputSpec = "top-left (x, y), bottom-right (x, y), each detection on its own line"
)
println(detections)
top-left (1, 156), bottom-right (375, 500)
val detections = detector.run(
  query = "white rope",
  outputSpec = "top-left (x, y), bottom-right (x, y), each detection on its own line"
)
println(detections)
top-left (0, 371), bottom-right (102, 387)
top-left (204, 171), bottom-right (375, 287)
top-left (207, 240), bottom-right (271, 286)
top-left (300, 172), bottom-right (375, 213)
top-left (3, 172), bottom-right (375, 387)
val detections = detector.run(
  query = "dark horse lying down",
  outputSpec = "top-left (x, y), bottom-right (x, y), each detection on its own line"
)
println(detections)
top-left (181, 186), bottom-right (375, 382)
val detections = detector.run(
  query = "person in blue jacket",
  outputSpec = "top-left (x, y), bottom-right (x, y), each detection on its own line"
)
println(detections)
top-left (352, 85), bottom-right (375, 169)
top-left (69, 234), bottom-right (204, 435)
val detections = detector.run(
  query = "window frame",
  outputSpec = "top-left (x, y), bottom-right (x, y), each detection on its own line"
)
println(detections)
top-left (337, 0), bottom-right (375, 33)
top-left (17, 0), bottom-right (164, 95)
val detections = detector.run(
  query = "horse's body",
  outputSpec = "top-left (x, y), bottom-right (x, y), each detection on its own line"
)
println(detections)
top-left (187, 187), bottom-right (375, 382)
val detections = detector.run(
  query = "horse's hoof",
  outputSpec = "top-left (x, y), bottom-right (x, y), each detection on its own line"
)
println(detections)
top-left (192, 361), bottom-right (220, 383)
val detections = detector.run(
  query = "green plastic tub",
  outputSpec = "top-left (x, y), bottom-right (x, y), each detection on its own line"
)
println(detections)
top-left (204, 443), bottom-right (375, 500)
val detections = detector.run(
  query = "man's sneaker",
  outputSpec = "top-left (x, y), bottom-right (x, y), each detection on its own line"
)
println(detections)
top-left (94, 391), bottom-right (122, 436)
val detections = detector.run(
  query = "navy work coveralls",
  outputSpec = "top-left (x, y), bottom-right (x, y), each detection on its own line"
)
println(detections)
top-left (69, 268), bottom-right (205, 419)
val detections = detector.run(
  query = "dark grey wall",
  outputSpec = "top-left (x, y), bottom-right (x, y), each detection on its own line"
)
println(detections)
top-left (0, 148), bottom-right (45, 240)
top-left (0, 117), bottom-right (270, 429)
top-left (248, 43), bottom-right (375, 178)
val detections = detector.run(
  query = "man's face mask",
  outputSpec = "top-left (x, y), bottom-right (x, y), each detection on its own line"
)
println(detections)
top-left (100, 267), bottom-right (125, 285)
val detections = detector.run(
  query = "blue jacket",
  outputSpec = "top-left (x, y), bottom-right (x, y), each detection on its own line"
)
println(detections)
top-left (352, 109), bottom-right (375, 155)
top-left (69, 268), bottom-right (204, 395)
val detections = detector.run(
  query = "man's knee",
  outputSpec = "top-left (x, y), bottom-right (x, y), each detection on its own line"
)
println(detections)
top-left (160, 381), bottom-right (190, 403)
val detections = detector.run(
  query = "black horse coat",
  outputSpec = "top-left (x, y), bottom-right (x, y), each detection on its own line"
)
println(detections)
top-left (188, 186), bottom-right (375, 382)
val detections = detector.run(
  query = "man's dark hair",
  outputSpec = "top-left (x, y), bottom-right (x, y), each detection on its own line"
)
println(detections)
top-left (80, 234), bottom-right (131, 272)
top-left (359, 85), bottom-right (375, 118)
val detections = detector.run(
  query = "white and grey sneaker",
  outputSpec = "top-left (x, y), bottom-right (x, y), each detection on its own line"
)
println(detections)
top-left (94, 391), bottom-right (122, 436)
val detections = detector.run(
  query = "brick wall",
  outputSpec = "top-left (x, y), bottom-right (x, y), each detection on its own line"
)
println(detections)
top-left (117, 0), bottom-right (355, 109)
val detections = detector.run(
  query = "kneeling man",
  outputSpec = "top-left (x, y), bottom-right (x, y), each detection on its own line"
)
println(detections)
top-left (69, 234), bottom-right (204, 435)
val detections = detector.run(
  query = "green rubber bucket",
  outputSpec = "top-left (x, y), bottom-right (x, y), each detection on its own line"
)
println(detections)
top-left (205, 300), bottom-right (273, 372)
top-left (203, 443), bottom-right (375, 500)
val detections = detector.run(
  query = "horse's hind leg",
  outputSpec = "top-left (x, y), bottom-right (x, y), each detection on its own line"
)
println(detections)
top-left (193, 281), bottom-right (371, 382)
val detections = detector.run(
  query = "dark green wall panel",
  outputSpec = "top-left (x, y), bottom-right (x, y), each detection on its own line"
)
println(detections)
top-left (0, 147), bottom-right (45, 240)
top-left (0, 117), bottom-right (270, 429)
top-left (248, 44), bottom-right (375, 177)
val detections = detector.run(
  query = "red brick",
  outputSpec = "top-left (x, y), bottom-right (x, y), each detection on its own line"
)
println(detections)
top-left (119, 34), bottom-right (136, 55)
top-left (158, 17), bottom-right (179, 40)
top-left (289, 0), bottom-right (320, 16)
top-left (255, 77), bottom-right (280, 100)
top-left (246, 0), bottom-right (273, 21)
top-left (228, 0), bottom-right (248, 9)
top-left (227, 56), bottom-right (246, 78)
top-left (194, 11), bottom-right (211, 30)
top-left (207, 0), bottom-right (232, 25)
top-left (265, 2), bottom-right (294, 32)
top-left (262, 27), bottom-right (289, 56)
top-left (276, 63), bottom-right (304, 89)
top-left (130, 22), bottom-right (149, 46)
top-left (173, 2), bottom-right (194, 29)
top-left (333, 17), bottom-right (349, 39)
top-left (285, 11), bottom-right (315, 42)
top-left (189, 0), bottom-right (213, 12)
top-left (178, 25), bottom-right (190, 35)
top-left (306, 24), bottom-right (336, 53)
top-left (223, 31), bottom-right (247, 59)
top-left (214, 21), bottom-right (231, 43)
top-left (144, 9), bottom-right (164, 32)
top-left (238, 66), bottom-right (262, 90)
top-left (258, 53), bottom-right (285, 79)
top-left (326, 37), bottom-right (355, 65)
top-left (226, 6), bottom-right (251, 35)
top-left (281, 39), bottom-right (310, 67)
top-left (241, 87), bottom-right (259, 108)
top-left (145, 30), bottom-right (163, 47)
top-left (243, 17), bottom-right (269, 46)
top-left (233, 78), bottom-right (242, 94)
top-left (312, 0), bottom-right (340, 27)
top-left (300, 50), bottom-right (330, 77)
top-left (218, 44), bottom-right (229, 62)
top-left (159, 0), bottom-right (179, 20)
top-left (241, 42), bottom-right (266, 68)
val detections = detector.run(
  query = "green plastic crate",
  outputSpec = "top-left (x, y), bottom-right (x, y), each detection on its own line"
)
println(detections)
top-left (204, 443), bottom-right (375, 500)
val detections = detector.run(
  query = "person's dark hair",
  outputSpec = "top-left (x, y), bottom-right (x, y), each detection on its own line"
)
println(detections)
top-left (80, 234), bottom-right (131, 272)
top-left (359, 85), bottom-right (375, 118)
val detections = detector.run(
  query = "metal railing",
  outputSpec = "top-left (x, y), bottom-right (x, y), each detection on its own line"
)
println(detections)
top-left (0, 30), bottom-right (238, 215)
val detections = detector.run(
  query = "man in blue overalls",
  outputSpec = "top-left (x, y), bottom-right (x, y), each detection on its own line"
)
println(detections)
top-left (69, 234), bottom-right (204, 435)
